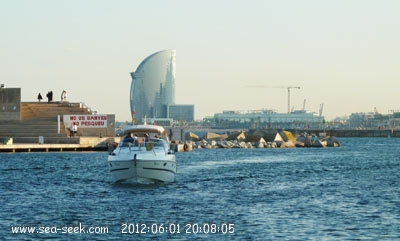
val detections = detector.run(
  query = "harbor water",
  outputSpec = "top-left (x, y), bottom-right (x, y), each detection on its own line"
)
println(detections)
top-left (1, 138), bottom-right (399, 240)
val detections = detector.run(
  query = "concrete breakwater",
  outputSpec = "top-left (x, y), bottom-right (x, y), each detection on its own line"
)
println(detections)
top-left (170, 130), bottom-right (340, 151)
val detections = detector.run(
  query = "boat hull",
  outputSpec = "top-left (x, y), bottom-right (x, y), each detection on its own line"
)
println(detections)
top-left (108, 157), bottom-right (177, 183)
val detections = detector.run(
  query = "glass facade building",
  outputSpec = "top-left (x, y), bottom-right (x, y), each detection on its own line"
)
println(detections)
top-left (167, 104), bottom-right (195, 122)
top-left (130, 49), bottom-right (176, 123)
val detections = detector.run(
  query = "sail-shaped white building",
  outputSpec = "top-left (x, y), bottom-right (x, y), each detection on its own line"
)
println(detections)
top-left (130, 49), bottom-right (176, 123)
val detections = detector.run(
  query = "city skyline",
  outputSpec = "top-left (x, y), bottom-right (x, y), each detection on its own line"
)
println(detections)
top-left (1, 0), bottom-right (400, 121)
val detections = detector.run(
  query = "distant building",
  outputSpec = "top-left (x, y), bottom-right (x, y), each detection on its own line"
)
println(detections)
top-left (0, 87), bottom-right (21, 121)
top-left (348, 112), bottom-right (390, 129)
top-left (130, 50), bottom-right (194, 124)
top-left (130, 49), bottom-right (176, 123)
top-left (207, 109), bottom-right (325, 129)
top-left (167, 104), bottom-right (195, 122)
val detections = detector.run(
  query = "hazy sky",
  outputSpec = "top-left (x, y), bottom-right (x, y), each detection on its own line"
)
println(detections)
top-left (2, 0), bottom-right (400, 121)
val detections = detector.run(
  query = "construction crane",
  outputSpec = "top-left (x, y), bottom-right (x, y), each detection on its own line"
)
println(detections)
top-left (286, 86), bottom-right (301, 113)
top-left (245, 85), bottom-right (301, 113)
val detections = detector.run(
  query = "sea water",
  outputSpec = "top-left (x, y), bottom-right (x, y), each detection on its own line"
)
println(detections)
top-left (1, 138), bottom-right (399, 240)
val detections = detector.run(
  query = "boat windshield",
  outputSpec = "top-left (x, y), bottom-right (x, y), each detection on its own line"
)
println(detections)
top-left (119, 135), bottom-right (166, 148)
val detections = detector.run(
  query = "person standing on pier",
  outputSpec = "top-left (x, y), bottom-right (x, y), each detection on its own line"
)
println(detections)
top-left (69, 124), bottom-right (74, 137)
top-left (37, 93), bottom-right (43, 102)
top-left (73, 123), bottom-right (78, 136)
top-left (47, 91), bottom-right (53, 102)
top-left (61, 90), bottom-right (67, 102)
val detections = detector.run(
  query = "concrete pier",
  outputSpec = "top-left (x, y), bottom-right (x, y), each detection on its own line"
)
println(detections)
top-left (0, 143), bottom-right (93, 152)
top-left (0, 137), bottom-right (120, 152)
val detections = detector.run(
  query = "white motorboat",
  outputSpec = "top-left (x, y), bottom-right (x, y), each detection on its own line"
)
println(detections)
top-left (107, 124), bottom-right (176, 183)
